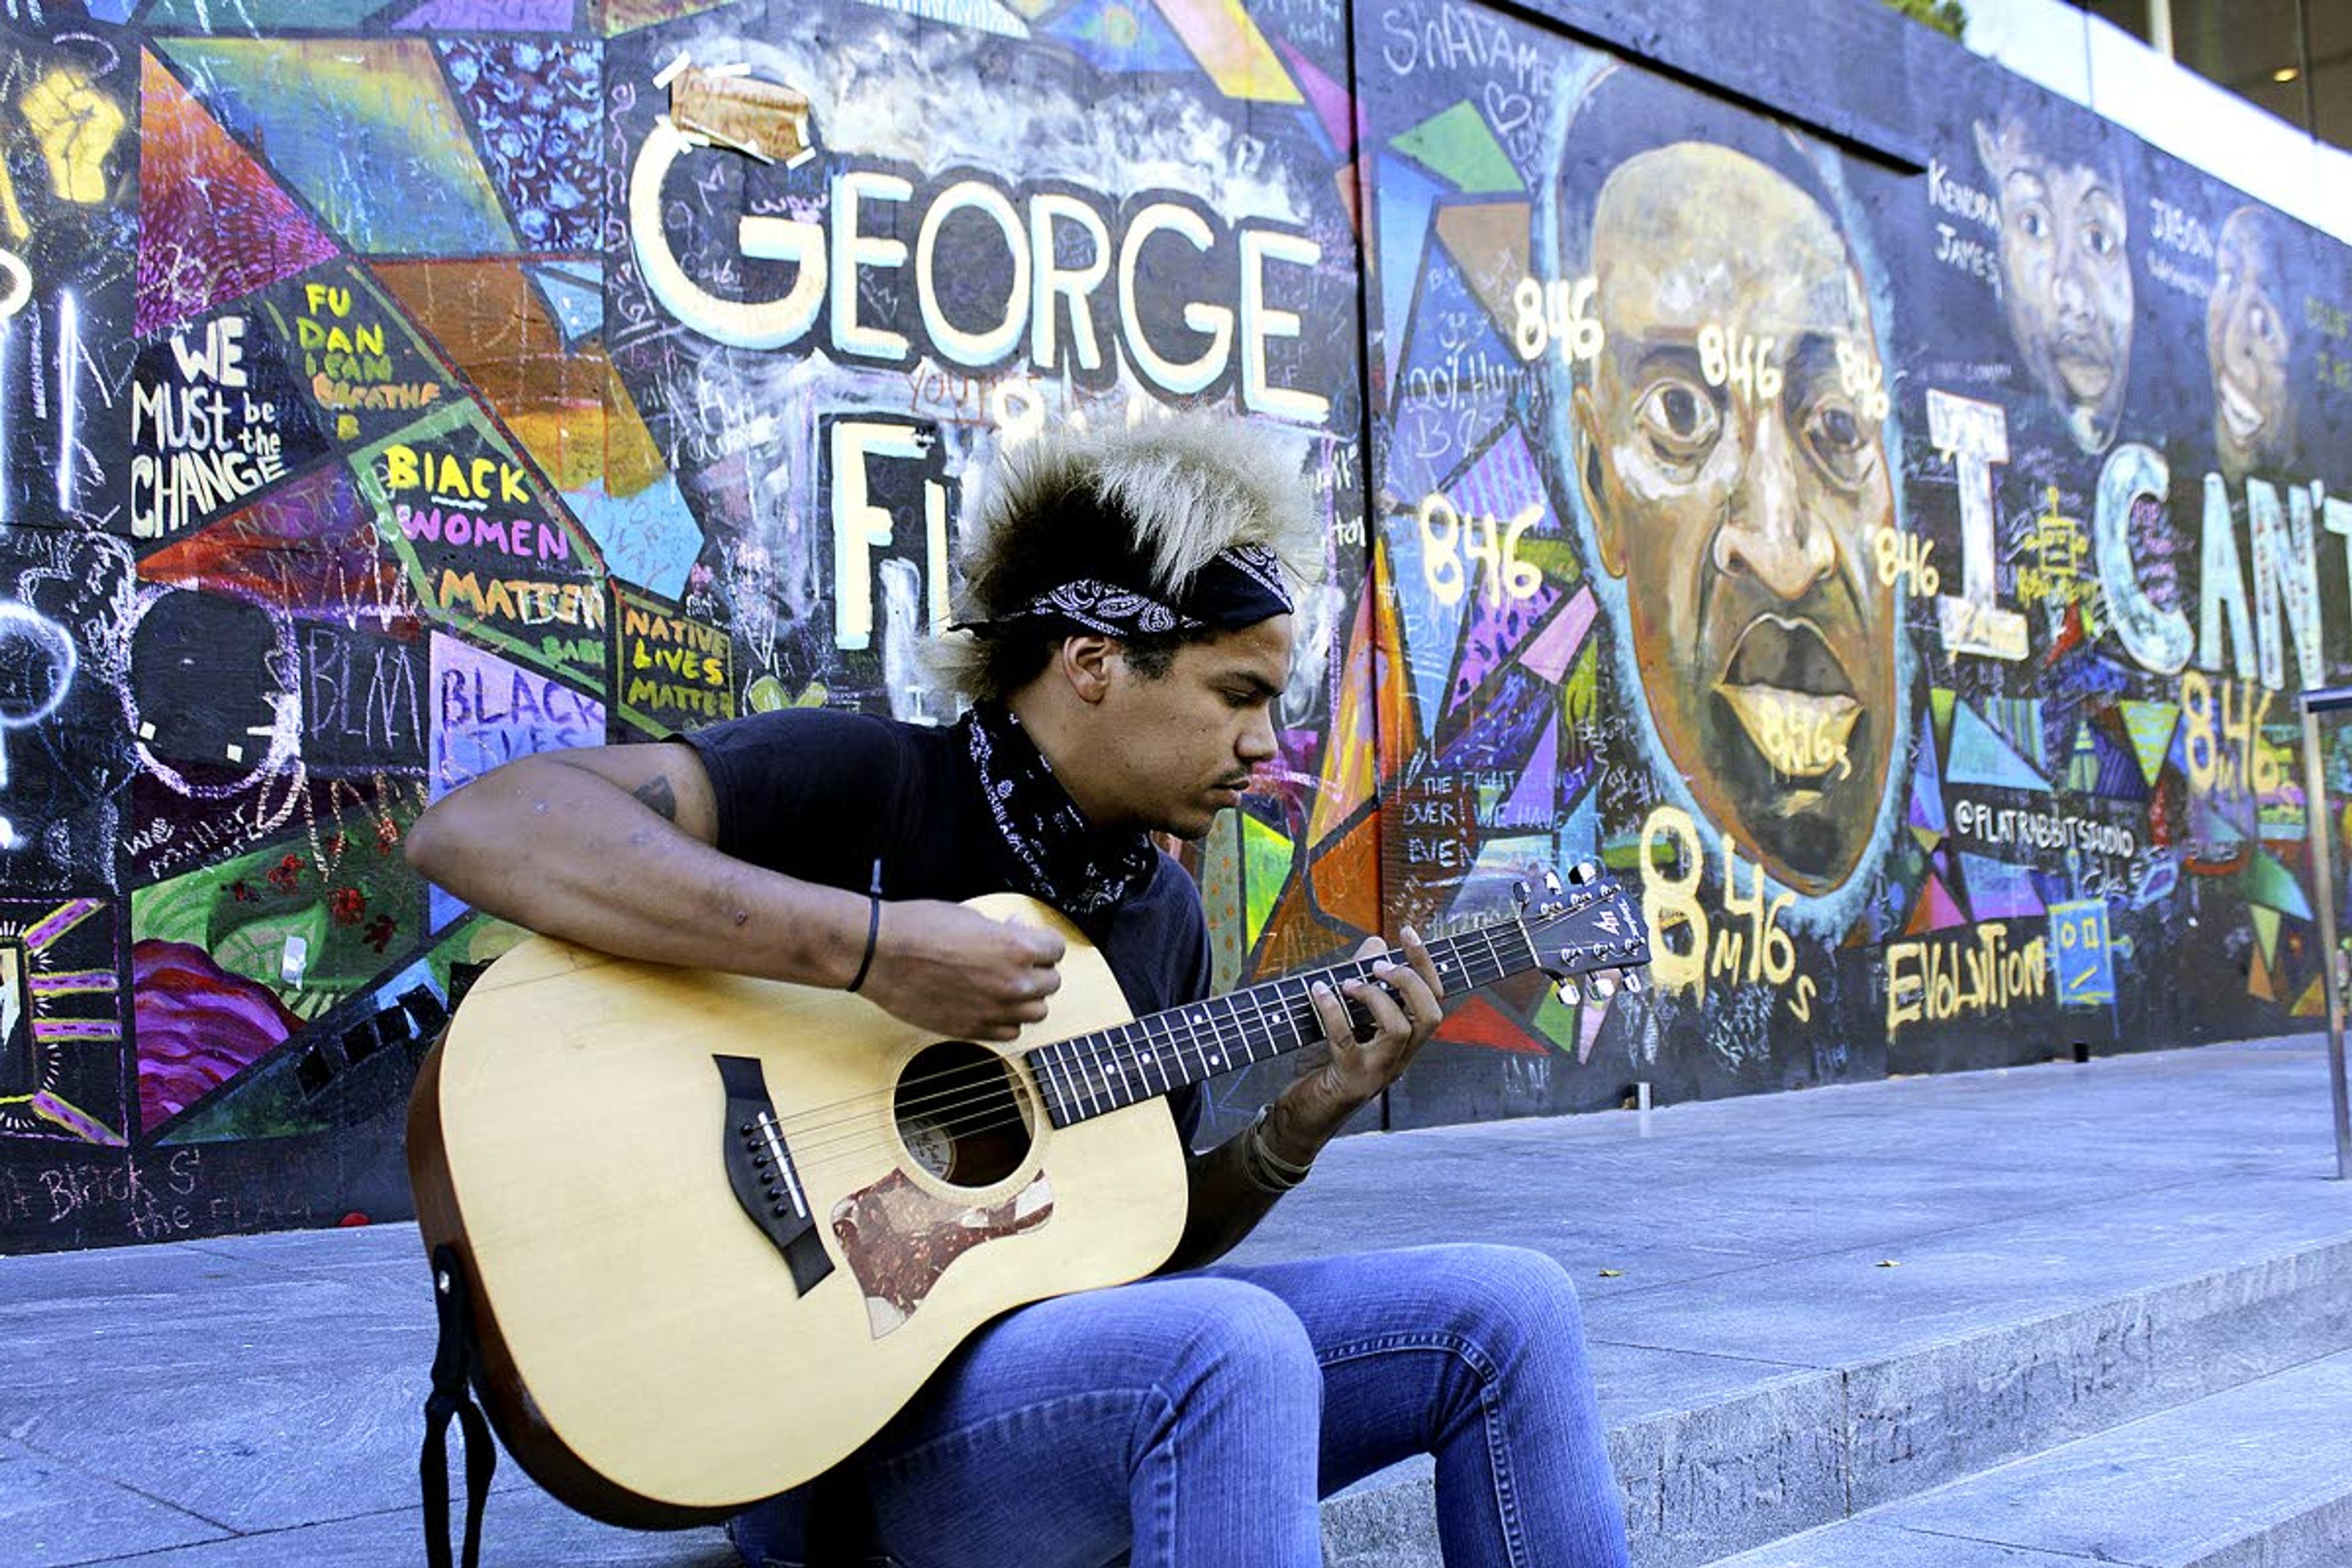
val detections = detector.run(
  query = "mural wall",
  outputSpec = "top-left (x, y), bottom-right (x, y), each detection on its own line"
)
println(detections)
top-left (0, 0), bottom-right (2345, 1252)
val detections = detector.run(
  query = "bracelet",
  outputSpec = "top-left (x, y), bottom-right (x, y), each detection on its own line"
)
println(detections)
top-left (1243, 1106), bottom-right (1314, 1194)
top-left (845, 895), bottom-right (881, 993)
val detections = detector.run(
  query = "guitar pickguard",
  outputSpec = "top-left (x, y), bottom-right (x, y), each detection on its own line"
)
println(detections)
top-left (829, 1167), bottom-right (1054, 1338)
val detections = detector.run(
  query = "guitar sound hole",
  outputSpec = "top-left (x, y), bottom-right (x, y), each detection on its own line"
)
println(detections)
top-left (894, 1041), bottom-right (1032, 1189)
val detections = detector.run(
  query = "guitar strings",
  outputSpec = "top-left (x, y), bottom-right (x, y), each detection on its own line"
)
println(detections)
top-left (776, 934), bottom-right (1542, 1182)
top-left (764, 905), bottom-right (1585, 1152)
top-left (776, 967), bottom-right (1373, 1174)
top-left (778, 974), bottom-right (1345, 1182)
top-left (774, 931), bottom-right (1537, 1173)
top-left (766, 947), bottom-right (1413, 1147)
top-left (777, 940), bottom-right (1458, 1150)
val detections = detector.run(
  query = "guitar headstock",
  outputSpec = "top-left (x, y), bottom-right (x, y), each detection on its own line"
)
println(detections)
top-left (1515, 862), bottom-right (1652, 1004)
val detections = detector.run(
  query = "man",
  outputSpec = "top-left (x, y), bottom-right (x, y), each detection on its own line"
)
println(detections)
top-left (407, 413), bottom-right (1632, 1567)
top-left (1974, 107), bottom-right (2136, 457)
top-left (1560, 106), bottom-right (1904, 903)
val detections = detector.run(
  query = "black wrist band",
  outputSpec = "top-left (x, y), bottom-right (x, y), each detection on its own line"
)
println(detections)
top-left (845, 895), bottom-right (881, 993)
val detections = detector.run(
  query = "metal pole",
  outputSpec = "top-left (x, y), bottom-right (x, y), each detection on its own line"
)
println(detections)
top-left (2299, 687), bottom-right (2352, 1180)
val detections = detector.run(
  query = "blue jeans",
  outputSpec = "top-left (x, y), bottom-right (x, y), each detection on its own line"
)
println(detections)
top-left (729, 1243), bottom-right (1631, 1568)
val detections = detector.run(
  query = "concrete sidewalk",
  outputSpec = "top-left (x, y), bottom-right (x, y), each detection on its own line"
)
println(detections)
top-left (4, 1036), bottom-right (2349, 1567)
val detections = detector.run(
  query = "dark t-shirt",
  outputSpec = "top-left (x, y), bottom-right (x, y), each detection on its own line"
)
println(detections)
top-left (670, 707), bottom-right (1210, 1144)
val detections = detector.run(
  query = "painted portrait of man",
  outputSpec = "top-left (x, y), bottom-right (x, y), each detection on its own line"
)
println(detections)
top-left (1974, 108), bottom-right (2135, 456)
top-left (2206, 205), bottom-right (2301, 483)
top-left (1548, 71), bottom-right (1907, 904)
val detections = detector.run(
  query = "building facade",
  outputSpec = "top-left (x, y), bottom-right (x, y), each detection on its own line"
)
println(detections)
top-left (1, 0), bottom-right (2347, 1251)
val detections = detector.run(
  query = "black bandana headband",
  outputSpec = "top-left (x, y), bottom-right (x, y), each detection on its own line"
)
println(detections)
top-left (959, 543), bottom-right (1294, 641)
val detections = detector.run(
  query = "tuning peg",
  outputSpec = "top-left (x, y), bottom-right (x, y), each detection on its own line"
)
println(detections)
top-left (1512, 879), bottom-right (1530, 914)
top-left (1566, 860), bottom-right (1600, 886)
top-left (1555, 978), bottom-right (1581, 1006)
top-left (1589, 971), bottom-right (1617, 1000)
top-left (1620, 967), bottom-right (1644, 995)
top-left (1542, 867), bottom-right (1564, 895)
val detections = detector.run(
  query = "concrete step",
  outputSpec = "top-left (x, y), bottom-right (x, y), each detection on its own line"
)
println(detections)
top-left (8, 1040), bottom-right (2348, 1568)
top-left (1312, 1177), bottom-right (2352, 1567)
top-left (1708, 1347), bottom-right (2352, 1568)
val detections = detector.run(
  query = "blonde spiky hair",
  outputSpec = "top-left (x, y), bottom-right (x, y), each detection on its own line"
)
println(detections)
top-left (932, 412), bottom-right (1325, 703)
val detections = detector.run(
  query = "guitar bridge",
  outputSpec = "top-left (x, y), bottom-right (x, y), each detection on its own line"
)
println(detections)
top-left (714, 1055), bottom-right (834, 1295)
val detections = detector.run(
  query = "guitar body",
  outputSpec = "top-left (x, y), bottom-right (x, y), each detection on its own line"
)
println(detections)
top-left (407, 893), bottom-right (1188, 1528)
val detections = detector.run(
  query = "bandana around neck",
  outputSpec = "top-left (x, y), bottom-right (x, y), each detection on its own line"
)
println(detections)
top-left (961, 701), bottom-right (1156, 918)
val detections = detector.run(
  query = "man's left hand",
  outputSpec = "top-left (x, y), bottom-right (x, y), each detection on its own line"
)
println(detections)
top-left (1268, 926), bottom-right (1446, 1161)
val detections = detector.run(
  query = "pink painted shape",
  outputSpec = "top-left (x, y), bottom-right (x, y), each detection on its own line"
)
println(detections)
top-left (1276, 38), bottom-right (1358, 156)
top-left (1576, 990), bottom-right (1610, 1064)
top-left (1451, 578), bottom-right (1561, 703)
top-left (1520, 586), bottom-right (1596, 686)
top-left (1910, 873), bottom-right (1967, 933)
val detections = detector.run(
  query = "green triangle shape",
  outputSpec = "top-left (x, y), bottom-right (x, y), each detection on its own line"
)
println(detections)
top-left (1531, 982), bottom-right (1578, 1051)
top-left (2252, 904), bottom-right (2281, 964)
top-left (1241, 811), bottom-right (1296, 951)
top-left (1390, 102), bottom-right (1525, 195)
top-left (1930, 687), bottom-right (1956, 760)
top-left (2118, 700), bottom-right (2180, 788)
top-left (2243, 849), bottom-right (2315, 921)
top-left (1515, 536), bottom-right (1584, 587)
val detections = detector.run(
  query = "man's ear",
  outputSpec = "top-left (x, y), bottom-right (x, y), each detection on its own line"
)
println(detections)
top-left (1055, 634), bottom-right (1118, 704)
top-left (1574, 383), bottom-right (1627, 579)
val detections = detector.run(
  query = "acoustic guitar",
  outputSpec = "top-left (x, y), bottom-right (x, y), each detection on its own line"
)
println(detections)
top-left (405, 869), bottom-right (1650, 1528)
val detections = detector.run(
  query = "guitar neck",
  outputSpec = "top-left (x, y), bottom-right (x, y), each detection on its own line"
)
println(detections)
top-left (1021, 921), bottom-right (1542, 1129)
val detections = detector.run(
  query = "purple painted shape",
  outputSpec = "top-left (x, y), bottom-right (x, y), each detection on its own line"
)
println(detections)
top-left (430, 634), bottom-right (607, 800)
top-left (1449, 578), bottom-right (1562, 708)
top-left (1277, 39), bottom-right (1359, 157)
top-left (1908, 706), bottom-right (1947, 834)
top-left (133, 939), bottom-right (303, 1133)
top-left (30, 1092), bottom-right (124, 1145)
top-left (23, 897), bottom-right (100, 949)
top-left (1959, 853), bottom-right (2046, 921)
top-left (1450, 424), bottom-right (1545, 522)
top-left (1495, 716), bottom-right (1556, 829)
top-left (31, 1020), bottom-right (121, 1041)
top-left (399, 0), bottom-right (576, 24)
top-left (1438, 665), bottom-right (1551, 773)
top-left (1518, 587), bottom-right (1596, 686)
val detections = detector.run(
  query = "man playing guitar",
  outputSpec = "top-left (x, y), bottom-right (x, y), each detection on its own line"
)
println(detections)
top-left (407, 413), bottom-right (1633, 1567)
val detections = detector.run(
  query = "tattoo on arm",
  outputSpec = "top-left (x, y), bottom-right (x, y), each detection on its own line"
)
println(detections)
top-left (631, 776), bottom-right (679, 822)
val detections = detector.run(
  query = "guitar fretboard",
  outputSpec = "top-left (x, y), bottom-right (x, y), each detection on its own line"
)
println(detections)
top-left (1022, 921), bottom-right (1543, 1128)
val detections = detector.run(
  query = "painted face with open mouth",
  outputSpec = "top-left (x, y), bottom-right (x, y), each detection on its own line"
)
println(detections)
top-left (1575, 143), bottom-right (1903, 896)
top-left (1975, 115), bottom-right (2135, 456)
top-left (1716, 616), bottom-right (1862, 794)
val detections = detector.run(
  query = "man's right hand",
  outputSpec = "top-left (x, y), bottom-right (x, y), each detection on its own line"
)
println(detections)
top-left (858, 899), bottom-right (1066, 1042)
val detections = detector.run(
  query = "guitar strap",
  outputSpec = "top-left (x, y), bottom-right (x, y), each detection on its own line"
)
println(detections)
top-left (421, 1243), bottom-right (499, 1568)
